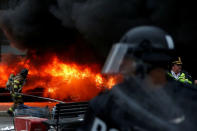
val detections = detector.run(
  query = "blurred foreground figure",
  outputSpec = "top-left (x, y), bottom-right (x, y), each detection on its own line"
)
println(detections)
top-left (6, 68), bottom-right (28, 115)
top-left (78, 26), bottom-right (197, 131)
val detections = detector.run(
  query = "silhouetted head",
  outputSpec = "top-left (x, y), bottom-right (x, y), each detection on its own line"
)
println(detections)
top-left (20, 68), bottom-right (28, 78)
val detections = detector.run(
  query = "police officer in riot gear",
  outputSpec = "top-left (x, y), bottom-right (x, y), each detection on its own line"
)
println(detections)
top-left (6, 68), bottom-right (28, 115)
top-left (78, 26), bottom-right (197, 131)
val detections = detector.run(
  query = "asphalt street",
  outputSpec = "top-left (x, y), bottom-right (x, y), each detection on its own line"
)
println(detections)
top-left (0, 116), bottom-right (14, 131)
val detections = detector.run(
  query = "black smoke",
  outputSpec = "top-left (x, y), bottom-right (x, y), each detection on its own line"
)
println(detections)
top-left (0, 0), bottom-right (197, 75)
top-left (0, 0), bottom-right (78, 50)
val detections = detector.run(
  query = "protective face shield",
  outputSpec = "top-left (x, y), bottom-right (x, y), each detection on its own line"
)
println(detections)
top-left (101, 44), bottom-right (137, 74)
top-left (102, 26), bottom-right (175, 75)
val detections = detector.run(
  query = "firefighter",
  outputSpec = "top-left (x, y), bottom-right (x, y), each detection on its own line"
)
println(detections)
top-left (167, 56), bottom-right (193, 86)
top-left (6, 68), bottom-right (28, 115)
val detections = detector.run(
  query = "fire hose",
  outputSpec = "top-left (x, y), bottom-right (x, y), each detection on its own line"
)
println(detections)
top-left (16, 92), bottom-right (66, 103)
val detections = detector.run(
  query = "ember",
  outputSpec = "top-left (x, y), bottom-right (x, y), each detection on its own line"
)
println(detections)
top-left (0, 54), bottom-right (122, 102)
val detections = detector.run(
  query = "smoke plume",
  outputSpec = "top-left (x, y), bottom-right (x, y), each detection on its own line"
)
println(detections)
top-left (0, 0), bottom-right (197, 74)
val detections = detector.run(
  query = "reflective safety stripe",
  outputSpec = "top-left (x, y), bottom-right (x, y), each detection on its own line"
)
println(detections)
top-left (188, 80), bottom-right (192, 84)
top-left (178, 73), bottom-right (192, 85)
top-left (185, 79), bottom-right (192, 84)
top-left (14, 80), bottom-right (20, 83)
top-left (179, 79), bottom-right (185, 83)
top-left (11, 93), bottom-right (22, 97)
top-left (168, 72), bottom-right (174, 78)
top-left (168, 72), bottom-right (192, 85)
top-left (14, 85), bottom-right (18, 89)
top-left (8, 107), bottom-right (13, 111)
top-left (179, 73), bottom-right (185, 79)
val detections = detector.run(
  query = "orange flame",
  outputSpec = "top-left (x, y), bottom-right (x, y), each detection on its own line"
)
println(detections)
top-left (0, 54), bottom-right (122, 102)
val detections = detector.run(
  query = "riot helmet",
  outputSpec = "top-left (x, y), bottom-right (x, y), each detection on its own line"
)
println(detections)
top-left (102, 26), bottom-right (175, 75)
top-left (120, 26), bottom-right (174, 63)
top-left (120, 26), bottom-right (174, 49)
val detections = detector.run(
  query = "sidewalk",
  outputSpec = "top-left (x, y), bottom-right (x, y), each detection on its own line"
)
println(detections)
top-left (0, 102), bottom-right (57, 116)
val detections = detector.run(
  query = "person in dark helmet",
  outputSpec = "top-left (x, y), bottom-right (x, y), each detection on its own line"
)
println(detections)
top-left (78, 26), bottom-right (197, 131)
top-left (167, 56), bottom-right (193, 88)
top-left (5, 68), bottom-right (28, 115)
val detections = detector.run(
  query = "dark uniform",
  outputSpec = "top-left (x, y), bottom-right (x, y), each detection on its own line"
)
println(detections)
top-left (6, 69), bottom-right (28, 115)
top-left (80, 77), bottom-right (197, 131)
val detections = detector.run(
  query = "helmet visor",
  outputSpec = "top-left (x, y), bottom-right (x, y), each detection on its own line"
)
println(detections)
top-left (102, 43), bottom-right (173, 74)
top-left (102, 43), bottom-right (136, 74)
